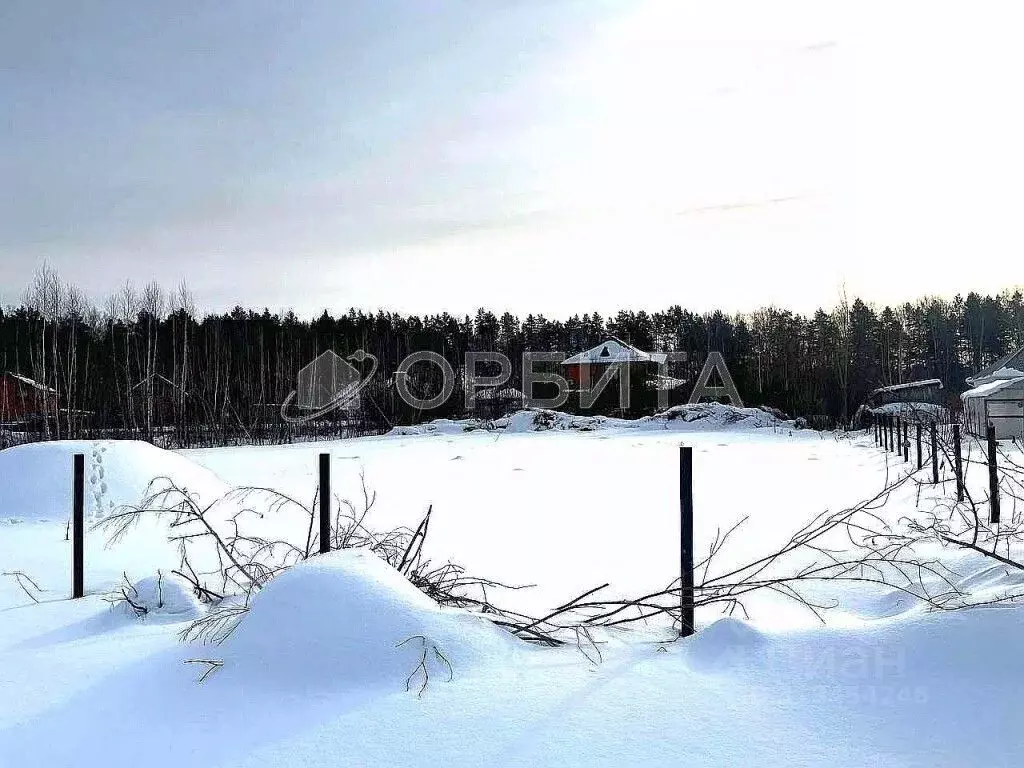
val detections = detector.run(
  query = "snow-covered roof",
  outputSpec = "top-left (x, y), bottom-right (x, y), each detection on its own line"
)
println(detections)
top-left (562, 338), bottom-right (665, 366)
top-left (976, 366), bottom-right (1024, 383)
top-left (961, 376), bottom-right (1024, 400)
top-left (3, 372), bottom-right (56, 394)
top-left (868, 378), bottom-right (942, 396)
top-left (967, 347), bottom-right (1024, 385)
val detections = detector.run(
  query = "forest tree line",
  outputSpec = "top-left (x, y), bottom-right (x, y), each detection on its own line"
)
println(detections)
top-left (1, 267), bottom-right (1023, 446)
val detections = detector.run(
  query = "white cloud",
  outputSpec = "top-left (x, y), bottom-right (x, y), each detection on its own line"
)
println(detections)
top-left (2, 0), bottom-right (1023, 315)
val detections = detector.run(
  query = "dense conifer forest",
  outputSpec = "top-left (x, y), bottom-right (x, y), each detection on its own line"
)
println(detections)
top-left (2, 268), bottom-right (1022, 445)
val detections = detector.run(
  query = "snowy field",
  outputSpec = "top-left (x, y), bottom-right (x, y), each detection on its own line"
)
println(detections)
top-left (2, 408), bottom-right (1023, 767)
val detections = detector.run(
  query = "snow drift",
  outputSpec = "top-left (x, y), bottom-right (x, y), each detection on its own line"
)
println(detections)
top-left (0, 440), bottom-right (228, 523)
top-left (686, 617), bottom-right (768, 672)
top-left (114, 572), bottom-right (204, 621)
top-left (867, 402), bottom-right (949, 423)
top-left (218, 550), bottom-right (517, 692)
top-left (389, 403), bottom-right (785, 437)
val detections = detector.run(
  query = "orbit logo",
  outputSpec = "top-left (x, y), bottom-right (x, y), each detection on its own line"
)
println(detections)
top-left (280, 350), bottom-right (378, 423)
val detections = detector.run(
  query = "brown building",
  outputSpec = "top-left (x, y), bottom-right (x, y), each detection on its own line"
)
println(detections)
top-left (0, 372), bottom-right (56, 423)
top-left (561, 338), bottom-right (667, 389)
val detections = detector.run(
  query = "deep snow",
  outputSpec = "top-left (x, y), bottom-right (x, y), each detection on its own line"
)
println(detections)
top-left (219, 550), bottom-right (516, 693)
top-left (2, 412), bottom-right (1024, 766)
top-left (0, 439), bottom-right (227, 524)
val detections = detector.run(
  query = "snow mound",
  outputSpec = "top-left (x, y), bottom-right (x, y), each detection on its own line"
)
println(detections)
top-left (868, 402), bottom-right (948, 423)
top-left (686, 618), bottom-right (768, 672)
top-left (647, 402), bottom-right (783, 429)
top-left (115, 573), bottom-right (203, 620)
top-left (218, 550), bottom-right (516, 692)
top-left (388, 404), bottom-right (785, 437)
top-left (0, 440), bottom-right (228, 523)
top-left (501, 409), bottom-right (608, 432)
top-left (388, 418), bottom-right (485, 436)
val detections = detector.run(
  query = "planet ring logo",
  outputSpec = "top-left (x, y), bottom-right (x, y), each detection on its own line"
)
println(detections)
top-left (280, 349), bottom-right (378, 423)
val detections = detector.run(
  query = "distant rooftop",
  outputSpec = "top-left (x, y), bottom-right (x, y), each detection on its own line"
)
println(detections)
top-left (967, 346), bottom-right (1024, 385)
top-left (3, 372), bottom-right (57, 395)
top-left (868, 378), bottom-right (942, 396)
top-left (961, 376), bottom-right (1024, 400)
top-left (562, 337), bottom-right (668, 366)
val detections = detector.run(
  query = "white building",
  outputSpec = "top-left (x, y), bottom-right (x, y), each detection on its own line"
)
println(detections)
top-left (961, 347), bottom-right (1024, 439)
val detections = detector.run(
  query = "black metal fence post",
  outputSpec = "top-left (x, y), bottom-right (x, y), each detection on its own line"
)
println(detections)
top-left (679, 446), bottom-right (695, 638)
top-left (921, 423), bottom-right (929, 473)
top-left (896, 416), bottom-right (902, 455)
top-left (987, 425), bottom-right (1001, 525)
top-left (73, 453), bottom-right (84, 599)
top-left (903, 421), bottom-right (909, 462)
top-left (319, 453), bottom-right (331, 554)
top-left (931, 423), bottom-right (939, 484)
top-left (953, 423), bottom-right (964, 502)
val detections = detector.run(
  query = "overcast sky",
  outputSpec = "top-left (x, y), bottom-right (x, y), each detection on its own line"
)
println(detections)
top-left (2, 1), bottom-right (1023, 318)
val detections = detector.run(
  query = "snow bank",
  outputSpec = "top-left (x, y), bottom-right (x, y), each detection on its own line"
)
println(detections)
top-left (646, 402), bottom-right (783, 429)
top-left (218, 550), bottom-right (516, 692)
top-left (389, 403), bottom-right (785, 437)
top-left (686, 617), bottom-right (768, 672)
top-left (389, 418), bottom-right (480, 436)
top-left (868, 402), bottom-right (949, 422)
top-left (0, 440), bottom-right (228, 523)
top-left (114, 573), bottom-right (204, 620)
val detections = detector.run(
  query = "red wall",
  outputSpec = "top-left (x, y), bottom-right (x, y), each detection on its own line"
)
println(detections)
top-left (0, 376), bottom-right (42, 421)
top-left (565, 364), bottom-right (602, 387)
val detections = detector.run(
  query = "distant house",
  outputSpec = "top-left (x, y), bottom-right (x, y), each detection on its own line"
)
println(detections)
top-left (965, 347), bottom-right (1024, 388)
top-left (865, 379), bottom-right (944, 409)
top-left (857, 378), bottom-right (947, 427)
top-left (131, 373), bottom-right (187, 427)
top-left (561, 338), bottom-right (667, 389)
top-left (0, 372), bottom-right (56, 423)
top-left (962, 346), bottom-right (1024, 439)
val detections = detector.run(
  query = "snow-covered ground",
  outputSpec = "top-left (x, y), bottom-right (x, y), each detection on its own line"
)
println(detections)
top-left (2, 409), bottom-right (1023, 766)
